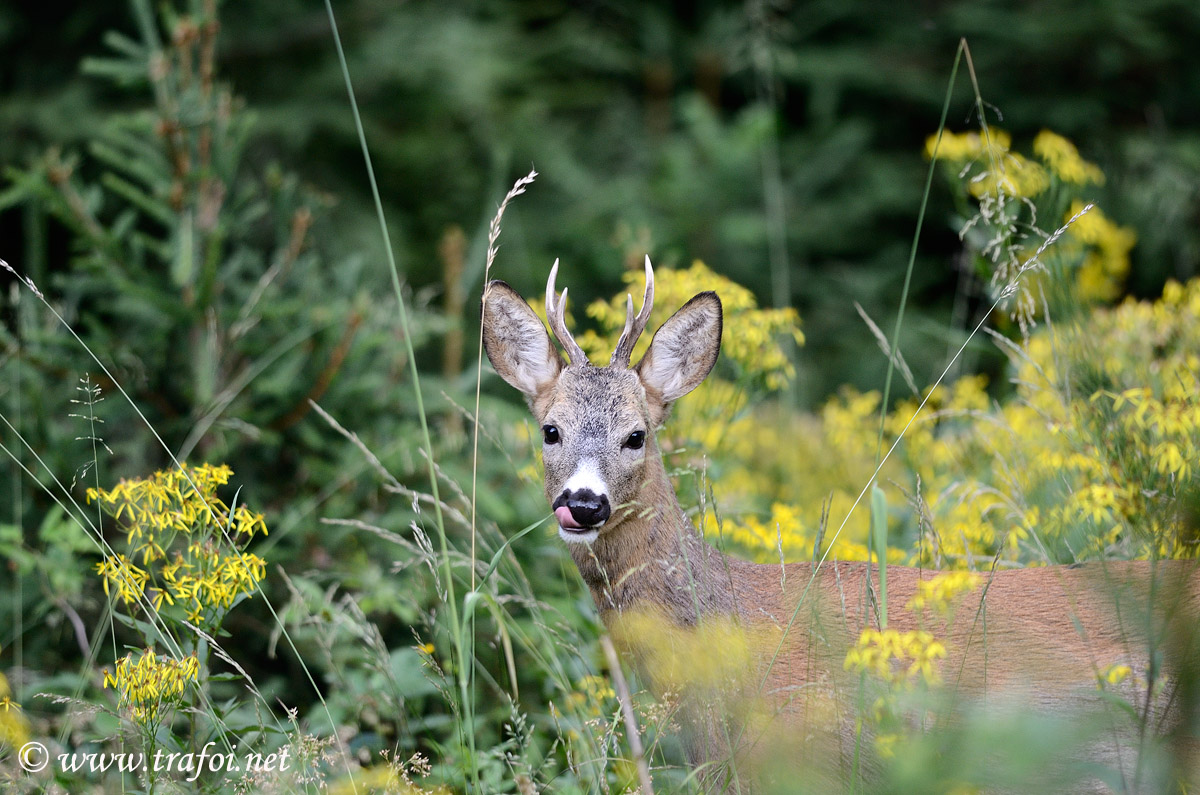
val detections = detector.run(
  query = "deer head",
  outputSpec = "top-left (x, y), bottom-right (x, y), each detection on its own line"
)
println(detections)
top-left (482, 257), bottom-right (722, 545)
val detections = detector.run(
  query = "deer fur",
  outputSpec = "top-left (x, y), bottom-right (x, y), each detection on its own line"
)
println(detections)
top-left (482, 259), bottom-right (1199, 792)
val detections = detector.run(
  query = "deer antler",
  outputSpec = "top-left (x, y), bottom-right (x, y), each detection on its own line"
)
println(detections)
top-left (545, 259), bottom-right (589, 366)
top-left (610, 255), bottom-right (655, 368)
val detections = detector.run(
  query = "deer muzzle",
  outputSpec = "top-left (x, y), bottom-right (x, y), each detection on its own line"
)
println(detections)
top-left (553, 489), bottom-right (611, 530)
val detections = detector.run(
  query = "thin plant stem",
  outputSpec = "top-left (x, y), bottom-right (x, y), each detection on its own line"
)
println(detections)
top-left (472, 169), bottom-right (537, 592)
top-left (600, 634), bottom-right (655, 795)
top-left (873, 40), bottom-right (975, 465)
top-left (322, 2), bottom-right (471, 788)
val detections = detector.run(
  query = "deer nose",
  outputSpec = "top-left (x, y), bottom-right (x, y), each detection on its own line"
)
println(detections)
top-left (555, 489), bottom-right (611, 528)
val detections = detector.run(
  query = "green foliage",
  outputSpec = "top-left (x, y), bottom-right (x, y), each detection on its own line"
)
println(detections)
top-left (6, 1), bottom-right (1200, 399)
top-left (0, 0), bottom-right (452, 669)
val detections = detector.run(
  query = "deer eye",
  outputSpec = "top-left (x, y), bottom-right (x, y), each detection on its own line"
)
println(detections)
top-left (542, 425), bottom-right (560, 445)
top-left (624, 430), bottom-right (645, 450)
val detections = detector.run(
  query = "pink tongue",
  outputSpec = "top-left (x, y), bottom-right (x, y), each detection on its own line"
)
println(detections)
top-left (555, 506), bottom-right (583, 529)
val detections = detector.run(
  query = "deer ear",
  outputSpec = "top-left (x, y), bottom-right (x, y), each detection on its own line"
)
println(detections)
top-left (635, 291), bottom-right (721, 412)
top-left (483, 280), bottom-right (563, 400)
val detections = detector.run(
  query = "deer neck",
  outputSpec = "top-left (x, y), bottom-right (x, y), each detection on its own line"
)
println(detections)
top-left (567, 450), bottom-right (738, 628)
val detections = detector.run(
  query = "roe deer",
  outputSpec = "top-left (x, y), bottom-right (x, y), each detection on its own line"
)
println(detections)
top-left (482, 258), bottom-right (1199, 793)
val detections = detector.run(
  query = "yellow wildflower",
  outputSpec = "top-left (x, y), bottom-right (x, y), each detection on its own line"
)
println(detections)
top-left (95, 553), bottom-right (149, 606)
top-left (1096, 664), bottom-right (1132, 689)
top-left (968, 152), bottom-right (1049, 199)
top-left (1152, 442), bottom-right (1188, 479)
top-left (925, 126), bottom-right (1012, 163)
top-left (569, 674), bottom-right (616, 719)
top-left (87, 462), bottom-right (266, 565)
top-left (1064, 200), bottom-right (1136, 303)
top-left (0, 667), bottom-right (30, 750)
top-left (874, 731), bottom-right (900, 759)
top-left (906, 571), bottom-right (982, 616)
top-left (103, 649), bottom-right (200, 724)
top-left (1033, 130), bottom-right (1105, 185)
top-left (611, 609), bottom-right (776, 692)
top-left (91, 464), bottom-right (269, 623)
top-left (577, 260), bottom-right (803, 391)
top-left (844, 628), bottom-right (946, 688)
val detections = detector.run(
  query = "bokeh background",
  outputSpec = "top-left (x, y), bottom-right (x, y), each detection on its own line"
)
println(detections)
top-left (6, 0), bottom-right (1200, 399)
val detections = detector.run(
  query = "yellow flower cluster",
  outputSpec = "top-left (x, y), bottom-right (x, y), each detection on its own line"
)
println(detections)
top-left (1063, 200), bottom-right (1137, 303)
top-left (1111, 386), bottom-right (1199, 481)
top-left (1096, 663), bottom-right (1132, 689)
top-left (695, 380), bottom-right (986, 565)
top-left (610, 609), bottom-right (774, 692)
top-left (87, 462), bottom-right (267, 564)
top-left (95, 553), bottom-right (150, 605)
top-left (972, 153), bottom-right (1049, 199)
top-left (0, 666), bottom-right (30, 750)
top-left (927, 126), bottom-right (1046, 198)
top-left (698, 274), bottom-right (1200, 570)
top-left (888, 277), bottom-right (1199, 565)
top-left (843, 628), bottom-right (946, 687)
top-left (930, 126), bottom-right (1135, 311)
top-left (161, 544), bottom-right (268, 620)
top-left (577, 260), bottom-right (804, 391)
top-left (89, 463), bottom-right (268, 623)
top-left (102, 649), bottom-right (199, 724)
top-left (874, 731), bottom-right (900, 760)
top-left (927, 127), bottom-right (1104, 198)
top-left (840, 571), bottom-right (980, 762)
top-left (705, 500), bottom-right (907, 566)
top-left (1033, 131), bottom-right (1105, 185)
top-left (567, 674), bottom-right (616, 720)
top-left (686, 387), bottom-right (900, 564)
top-left (924, 126), bottom-right (1011, 163)
top-left (905, 571), bottom-right (982, 616)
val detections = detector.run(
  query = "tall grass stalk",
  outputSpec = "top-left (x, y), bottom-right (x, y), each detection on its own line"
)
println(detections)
top-left (748, 0), bottom-right (791, 312)
top-left (7, 284), bottom-right (23, 715)
top-left (873, 39), bottom-right (974, 466)
top-left (600, 634), bottom-right (655, 794)
top-left (473, 169), bottom-right (538, 592)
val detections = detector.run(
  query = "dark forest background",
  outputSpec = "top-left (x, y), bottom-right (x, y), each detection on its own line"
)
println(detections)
top-left (5, 0), bottom-right (1199, 401)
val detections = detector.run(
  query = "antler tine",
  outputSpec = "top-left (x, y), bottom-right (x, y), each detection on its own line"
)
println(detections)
top-left (545, 259), bottom-right (589, 365)
top-left (610, 255), bottom-right (655, 367)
